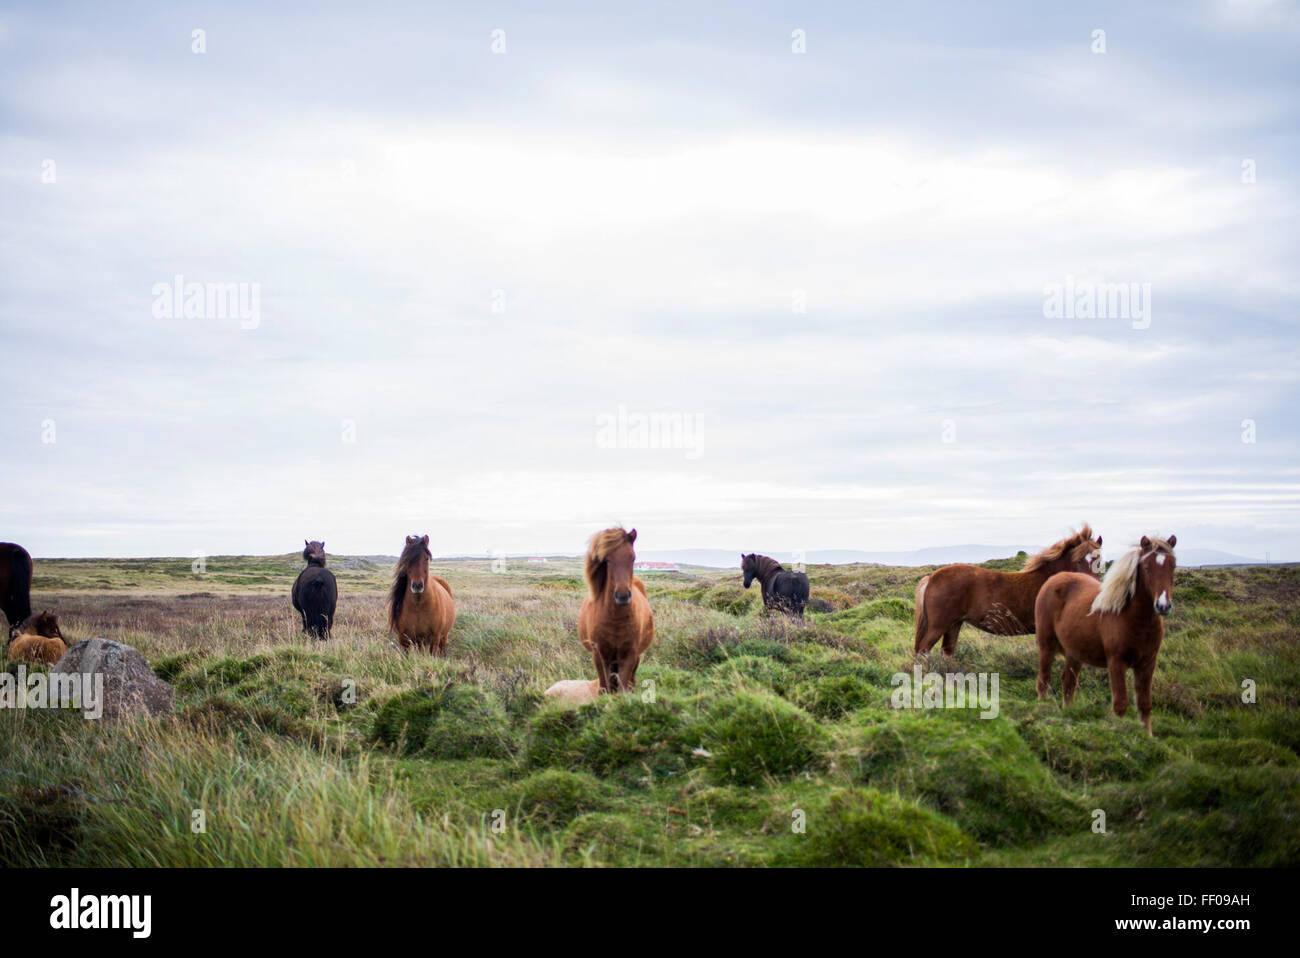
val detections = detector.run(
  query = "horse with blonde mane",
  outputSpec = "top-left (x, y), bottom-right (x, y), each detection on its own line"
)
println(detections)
top-left (1035, 534), bottom-right (1176, 735)
top-left (388, 534), bottom-right (456, 654)
top-left (578, 527), bottom-right (655, 693)
top-left (914, 525), bottom-right (1103, 657)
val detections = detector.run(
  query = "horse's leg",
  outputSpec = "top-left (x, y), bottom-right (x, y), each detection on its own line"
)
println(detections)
top-left (1035, 629), bottom-right (1055, 701)
top-left (941, 622), bottom-right (962, 656)
top-left (1134, 659), bottom-right (1156, 736)
top-left (1061, 656), bottom-right (1080, 706)
top-left (592, 651), bottom-right (612, 693)
top-left (1107, 658), bottom-right (1129, 719)
top-left (916, 619), bottom-right (947, 658)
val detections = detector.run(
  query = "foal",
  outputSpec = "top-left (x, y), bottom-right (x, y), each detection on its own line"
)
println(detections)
top-left (1035, 535), bottom-right (1177, 735)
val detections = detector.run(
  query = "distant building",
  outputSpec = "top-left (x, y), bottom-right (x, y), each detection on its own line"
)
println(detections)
top-left (526, 557), bottom-right (549, 563)
top-left (635, 560), bottom-right (678, 573)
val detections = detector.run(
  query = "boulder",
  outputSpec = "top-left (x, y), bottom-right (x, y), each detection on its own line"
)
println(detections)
top-left (52, 639), bottom-right (174, 720)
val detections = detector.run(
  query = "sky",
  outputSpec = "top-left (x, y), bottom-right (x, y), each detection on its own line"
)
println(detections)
top-left (1, 0), bottom-right (1297, 562)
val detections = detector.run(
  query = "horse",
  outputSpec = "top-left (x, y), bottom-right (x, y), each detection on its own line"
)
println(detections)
top-left (544, 678), bottom-right (600, 706)
top-left (388, 534), bottom-right (455, 654)
top-left (578, 527), bottom-right (655, 693)
top-left (913, 525), bottom-right (1103, 658)
top-left (740, 553), bottom-right (811, 618)
top-left (0, 542), bottom-right (33, 636)
top-left (291, 540), bottom-right (338, 639)
top-left (1035, 534), bottom-right (1177, 735)
top-left (7, 610), bottom-right (66, 665)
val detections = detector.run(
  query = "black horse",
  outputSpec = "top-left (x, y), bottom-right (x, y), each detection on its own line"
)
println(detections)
top-left (292, 540), bottom-right (338, 639)
top-left (0, 542), bottom-right (33, 637)
top-left (741, 553), bottom-right (810, 618)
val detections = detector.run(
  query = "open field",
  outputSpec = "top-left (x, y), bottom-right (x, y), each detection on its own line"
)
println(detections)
top-left (2, 554), bottom-right (1298, 867)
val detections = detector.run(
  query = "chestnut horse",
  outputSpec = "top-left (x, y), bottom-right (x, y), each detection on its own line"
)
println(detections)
top-left (0, 542), bottom-right (34, 636)
top-left (292, 539), bottom-right (338, 639)
top-left (388, 535), bottom-right (455, 654)
top-left (741, 553), bottom-right (810, 618)
top-left (1036, 535), bottom-right (1177, 735)
top-left (7, 610), bottom-right (66, 665)
top-left (913, 525), bottom-right (1102, 658)
top-left (578, 527), bottom-right (655, 693)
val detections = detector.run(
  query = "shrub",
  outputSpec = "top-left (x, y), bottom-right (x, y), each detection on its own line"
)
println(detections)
top-left (779, 788), bottom-right (976, 867)
top-left (698, 692), bottom-right (827, 786)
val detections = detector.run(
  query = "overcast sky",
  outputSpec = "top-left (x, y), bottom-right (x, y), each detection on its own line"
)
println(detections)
top-left (2, 1), bottom-right (1297, 561)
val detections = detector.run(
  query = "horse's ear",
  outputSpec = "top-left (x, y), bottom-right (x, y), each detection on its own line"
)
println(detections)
top-left (628, 528), bottom-right (637, 543)
top-left (406, 535), bottom-right (414, 544)
top-left (1095, 536), bottom-right (1101, 547)
top-left (420, 535), bottom-right (429, 546)
top-left (1167, 534), bottom-right (1176, 548)
top-left (1140, 535), bottom-right (1151, 550)
top-left (305, 539), bottom-right (309, 546)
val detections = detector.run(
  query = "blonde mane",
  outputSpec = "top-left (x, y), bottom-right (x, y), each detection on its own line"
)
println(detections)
top-left (584, 527), bottom-right (634, 598)
top-left (1090, 535), bottom-right (1175, 614)
top-left (1023, 524), bottom-right (1097, 573)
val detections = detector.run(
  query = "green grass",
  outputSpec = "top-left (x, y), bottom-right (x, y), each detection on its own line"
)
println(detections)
top-left (1, 556), bottom-right (1297, 866)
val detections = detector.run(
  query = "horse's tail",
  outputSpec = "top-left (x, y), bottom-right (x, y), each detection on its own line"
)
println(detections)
top-left (913, 575), bottom-right (930, 650)
top-left (7, 548), bottom-right (33, 636)
top-left (791, 572), bottom-right (811, 617)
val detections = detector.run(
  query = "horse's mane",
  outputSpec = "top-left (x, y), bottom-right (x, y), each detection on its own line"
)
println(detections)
top-left (1091, 535), bottom-right (1175, 615)
top-left (303, 541), bottom-right (327, 568)
top-left (585, 527), bottom-right (633, 599)
top-left (748, 554), bottom-right (784, 581)
top-left (1023, 524), bottom-right (1097, 573)
top-left (388, 538), bottom-right (431, 631)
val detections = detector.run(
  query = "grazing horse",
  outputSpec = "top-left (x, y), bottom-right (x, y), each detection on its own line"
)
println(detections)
top-left (7, 610), bottom-right (66, 665)
top-left (291, 540), bottom-right (338, 639)
top-left (388, 535), bottom-right (455, 654)
top-left (1036, 535), bottom-right (1177, 735)
top-left (741, 554), bottom-right (811, 618)
top-left (0, 542), bottom-right (34, 636)
top-left (579, 527), bottom-right (655, 693)
top-left (913, 525), bottom-right (1103, 658)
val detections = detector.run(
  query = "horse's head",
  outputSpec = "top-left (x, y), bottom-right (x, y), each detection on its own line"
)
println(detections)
top-left (741, 554), bottom-right (757, 588)
top-left (1027, 525), bottom-right (1104, 578)
top-left (401, 535), bottom-right (432, 595)
top-left (27, 610), bottom-right (62, 639)
top-left (1139, 534), bottom-right (1177, 615)
top-left (303, 540), bottom-right (327, 567)
top-left (606, 529), bottom-right (638, 606)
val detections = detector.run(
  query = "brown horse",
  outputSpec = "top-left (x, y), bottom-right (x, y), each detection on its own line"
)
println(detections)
top-left (913, 525), bottom-right (1102, 658)
top-left (388, 535), bottom-right (455, 654)
top-left (578, 527), bottom-right (655, 693)
top-left (7, 610), bottom-right (66, 665)
top-left (0, 542), bottom-right (34, 636)
top-left (1035, 534), bottom-right (1177, 735)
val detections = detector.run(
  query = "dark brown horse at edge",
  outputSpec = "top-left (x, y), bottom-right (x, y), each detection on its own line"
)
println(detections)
top-left (388, 535), bottom-right (455, 654)
top-left (741, 553), bottom-right (810, 618)
top-left (1036, 534), bottom-right (1177, 735)
top-left (913, 525), bottom-right (1103, 658)
top-left (579, 527), bottom-right (655, 693)
top-left (0, 542), bottom-right (34, 637)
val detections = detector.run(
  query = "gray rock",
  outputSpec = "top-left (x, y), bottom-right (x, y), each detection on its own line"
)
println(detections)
top-left (52, 639), bottom-right (174, 720)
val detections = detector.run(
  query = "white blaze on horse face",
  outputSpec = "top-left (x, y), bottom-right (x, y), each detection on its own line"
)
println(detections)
top-left (1155, 553), bottom-right (1166, 565)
